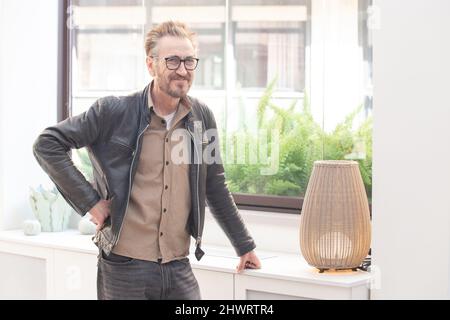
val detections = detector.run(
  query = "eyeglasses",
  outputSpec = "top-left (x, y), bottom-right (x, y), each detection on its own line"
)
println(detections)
top-left (150, 55), bottom-right (199, 71)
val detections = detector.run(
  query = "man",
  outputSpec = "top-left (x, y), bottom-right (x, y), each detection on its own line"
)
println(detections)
top-left (33, 21), bottom-right (261, 300)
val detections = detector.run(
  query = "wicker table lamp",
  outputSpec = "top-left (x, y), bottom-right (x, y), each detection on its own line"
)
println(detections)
top-left (299, 160), bottom-right (371, 273)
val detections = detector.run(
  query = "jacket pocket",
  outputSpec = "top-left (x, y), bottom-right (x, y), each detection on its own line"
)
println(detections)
top-left (109, 138), bottom-right (133, 150)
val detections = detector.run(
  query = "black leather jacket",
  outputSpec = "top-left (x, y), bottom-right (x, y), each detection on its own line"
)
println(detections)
top-left (33, 84), bottom-right (256, 260)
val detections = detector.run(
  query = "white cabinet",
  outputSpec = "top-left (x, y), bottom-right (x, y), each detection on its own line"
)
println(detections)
top-left (0, 251), bottom-right (47, 299)
top-left (193, 268), bottom-right (234, 300)
top-left (53, 249), bottom-right (98, 300)
top-left (0, 230), bottom-right (98, 300)
top-left (0, 239), bottom-right (54, 299)
top-left (0, 230), bottom-right (372, 300)
top-left (235, 274), bottom-right (369, 300)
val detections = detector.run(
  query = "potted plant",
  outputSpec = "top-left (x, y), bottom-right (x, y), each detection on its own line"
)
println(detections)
top-left (29, 185), bottom-right (74, 232)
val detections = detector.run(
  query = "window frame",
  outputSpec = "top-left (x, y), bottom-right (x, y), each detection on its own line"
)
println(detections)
top-left (58, 0), bottom-right (71, 122)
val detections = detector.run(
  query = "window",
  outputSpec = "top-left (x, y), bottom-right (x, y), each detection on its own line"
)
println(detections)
top-left (68, 0), bottom-right (148, 116)
top-left (62, 0), bottom-right (373, 214)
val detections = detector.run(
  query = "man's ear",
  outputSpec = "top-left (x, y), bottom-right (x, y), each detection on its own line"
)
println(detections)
top-left (146, 56), bottom-right (156, 77)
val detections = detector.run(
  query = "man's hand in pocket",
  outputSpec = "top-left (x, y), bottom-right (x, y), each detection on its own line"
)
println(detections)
top-left (89, 199), bottom-right (111, 231)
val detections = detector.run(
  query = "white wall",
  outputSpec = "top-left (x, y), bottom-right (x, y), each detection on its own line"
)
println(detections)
top-left (203, 209), bottom-right (302, 255)
top-left (372, 0), bottom-right (450, 299)
top-left (0, 0), bottom-right (4, 231)
top-left (0, 0), bottom-right (58, 230)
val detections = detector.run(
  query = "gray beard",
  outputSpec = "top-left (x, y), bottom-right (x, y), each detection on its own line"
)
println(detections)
top-left (167, 88), bottom-right (185, 98)
top-left (164, 82), bottom-right (189, 98)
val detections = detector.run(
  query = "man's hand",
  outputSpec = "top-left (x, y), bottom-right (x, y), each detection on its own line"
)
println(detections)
top-left (89, 199), bottom-right (111, 231)
top-left (236, 250), bottom-right (262, 273)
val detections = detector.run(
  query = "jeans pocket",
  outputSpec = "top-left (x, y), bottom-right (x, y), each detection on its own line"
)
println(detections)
top-left (101, 250), bottom-right (134, 265)
top-left (174, 257), bottom-right (190, 267)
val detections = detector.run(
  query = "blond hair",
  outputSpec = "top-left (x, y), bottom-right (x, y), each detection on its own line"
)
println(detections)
top-left (144, 21), bottom-right (198, 57)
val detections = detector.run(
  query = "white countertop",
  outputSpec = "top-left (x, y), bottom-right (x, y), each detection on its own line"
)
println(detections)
top-left (0, 229), bottom-right (372, 288)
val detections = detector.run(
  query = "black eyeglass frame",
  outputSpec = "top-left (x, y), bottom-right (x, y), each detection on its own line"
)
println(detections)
top-left (150, 55), bottom-right (200, 71)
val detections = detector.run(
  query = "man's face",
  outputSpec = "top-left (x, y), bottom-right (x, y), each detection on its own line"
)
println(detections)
top-left (147, 36), bottom-right (196, 98)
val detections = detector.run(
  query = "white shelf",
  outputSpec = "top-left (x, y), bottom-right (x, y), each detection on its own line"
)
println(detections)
top-left (0, 229), bottom-right (96, 254)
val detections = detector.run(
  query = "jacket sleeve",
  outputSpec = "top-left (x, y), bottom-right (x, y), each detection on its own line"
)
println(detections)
top-left (32, 100), bottom-right (104, 216)
top-left (204, 107), bottom-right (256, 257)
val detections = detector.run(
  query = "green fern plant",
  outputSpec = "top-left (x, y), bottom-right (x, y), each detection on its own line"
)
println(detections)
top-left (224, 79), bottom-right (373, 201)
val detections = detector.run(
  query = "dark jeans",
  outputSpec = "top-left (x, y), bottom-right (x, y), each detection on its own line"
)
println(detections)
top-left (97, 250), bottom-right (201, 300)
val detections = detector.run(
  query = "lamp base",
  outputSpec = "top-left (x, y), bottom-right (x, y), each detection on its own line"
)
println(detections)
top-left (316, 256), bottom-right (371, 273)
top-left (318, 267), bottom-right (358, 273)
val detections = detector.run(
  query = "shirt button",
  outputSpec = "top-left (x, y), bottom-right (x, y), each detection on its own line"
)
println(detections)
top-left (166, 161), bottom-right (169, 165)
top-left (165, 185), bottom-right (168, 190)
top-left (166, 138), bottom-right (169, 143)
top-left (163, 208), bottom-right (167, 213)
top-left (160, 232), bottom-right (163, 237)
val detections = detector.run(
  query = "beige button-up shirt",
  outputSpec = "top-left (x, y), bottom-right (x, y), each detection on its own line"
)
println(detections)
top-left (112, 91), bottom-right (192, 263)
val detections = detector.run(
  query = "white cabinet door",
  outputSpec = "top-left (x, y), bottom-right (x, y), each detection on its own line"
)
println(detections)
top-left (53, 249), bottom-right (98, 300)
top-left (0, 251), bottom-right (47, 299)
top-left (0, 240), bottom-right (55, 299)
top-left (235, 274), bottom-right (369, 300)
top-left (192, 268), bottom-right (234, 300)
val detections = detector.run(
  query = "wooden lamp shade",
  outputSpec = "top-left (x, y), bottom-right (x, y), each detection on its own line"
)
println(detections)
top-left (299, 160), bottom-right (371, 272)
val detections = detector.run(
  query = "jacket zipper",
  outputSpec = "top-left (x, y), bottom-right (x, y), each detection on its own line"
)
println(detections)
top-left (113, 124), bottom-right (149, 246)
top-left (187, 125), bottom-right (202, 247)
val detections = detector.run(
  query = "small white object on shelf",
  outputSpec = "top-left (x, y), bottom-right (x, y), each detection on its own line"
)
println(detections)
top-left (23, 219), bottom-right (41, 236)
top-left (78, 217), bottom-right (96, 235)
